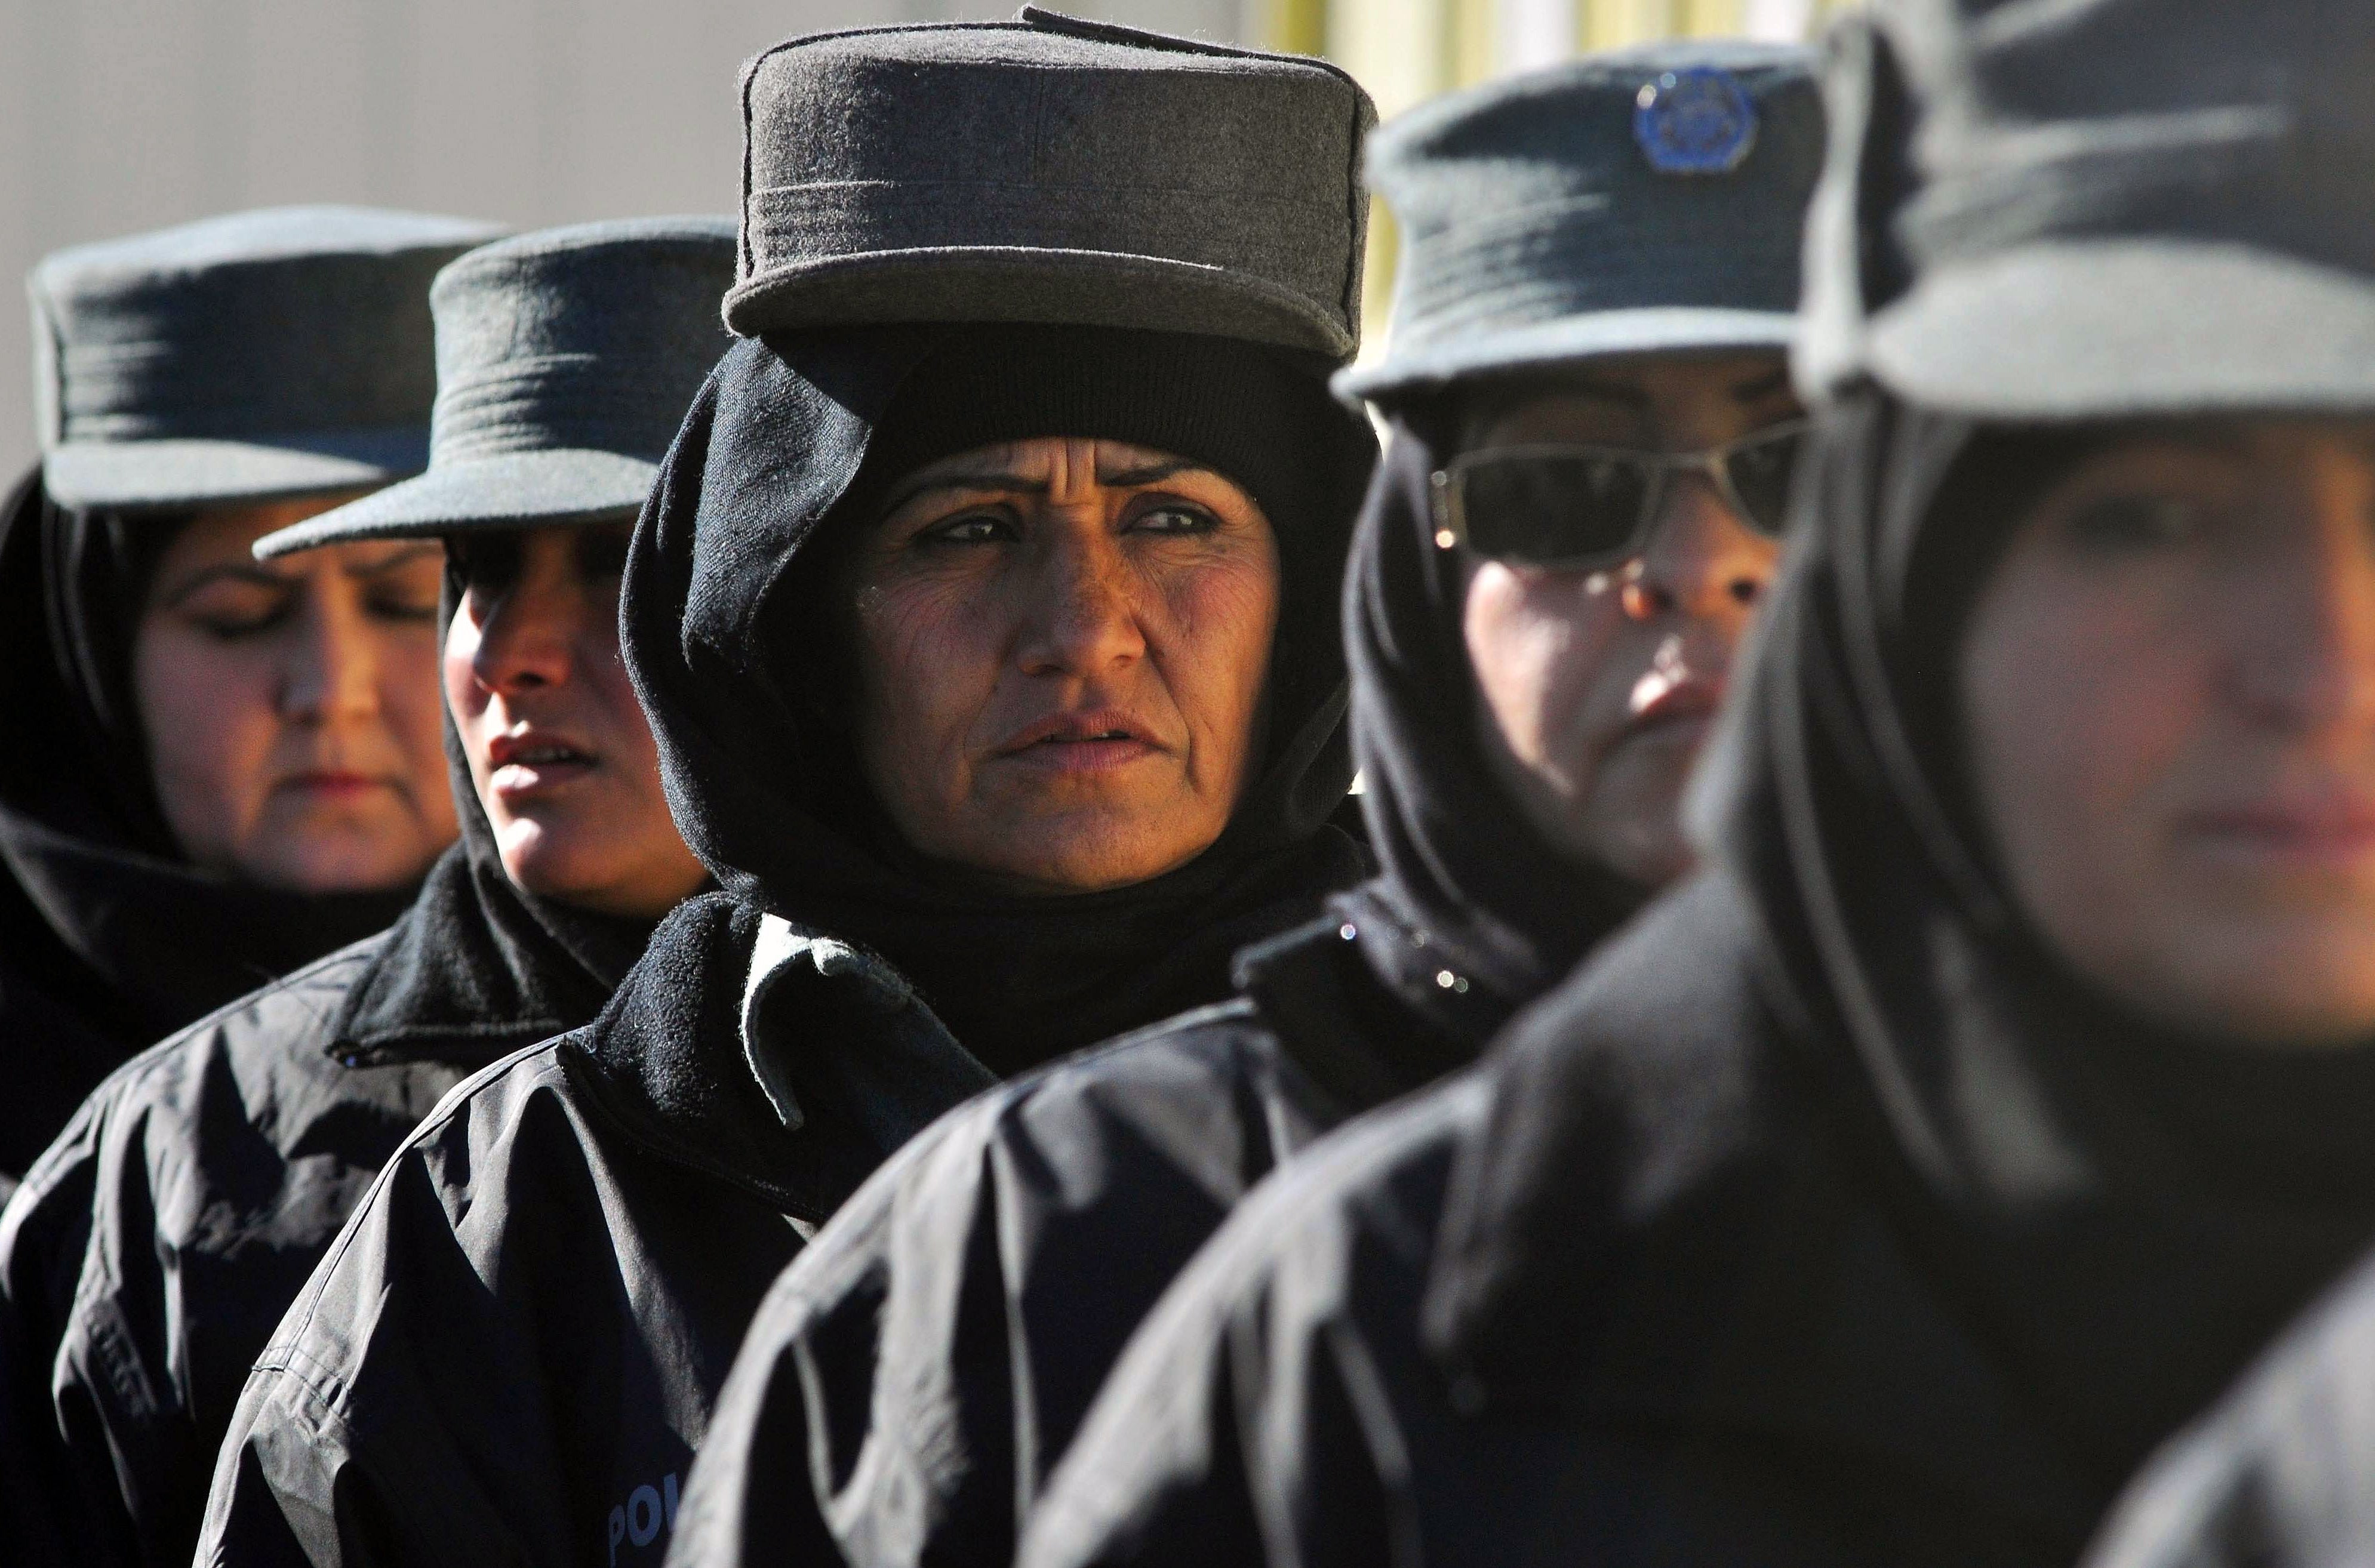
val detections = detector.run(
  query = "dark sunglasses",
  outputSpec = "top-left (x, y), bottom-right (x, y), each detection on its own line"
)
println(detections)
top-left (1429, 419), bottom-right (1810, 570)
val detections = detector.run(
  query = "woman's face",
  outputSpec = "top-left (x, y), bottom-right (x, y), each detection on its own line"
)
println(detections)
top-left (445, 523), bottom-right (708, 919)
top-left (1459, 352), bottom-right (1797, 888)
top-left (842, 437), bottom-right (1281, 895)
top-left (1962, 421), bottom-right (2375, 1048)
top-left (134, 495), bottom-right (458, 891)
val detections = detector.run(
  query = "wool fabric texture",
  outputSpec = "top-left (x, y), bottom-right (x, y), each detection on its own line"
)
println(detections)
top-left (32, 207), bottom-right (500, 511)
top-left (727, 8), bottom-right (1372, 361)
top-left (622, 324), bottom-right (1375, 1075)
top-left (255, 217), bottom-right (739, 557)
top-left (1795, 0), bottom-right (2375, 417)
top-left (1341, 41), bottom-right (1822, 403)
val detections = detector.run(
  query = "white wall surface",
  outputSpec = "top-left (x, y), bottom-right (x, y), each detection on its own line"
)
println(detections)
top-left (0, 0), bottom-right (1250, 482)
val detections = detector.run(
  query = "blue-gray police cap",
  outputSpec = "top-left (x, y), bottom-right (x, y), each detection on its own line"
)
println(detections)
top-left (1340, 41), bottom-right (1822, 406)
top-left (32, 205), bottom-right (504, 512)
top-left (254, 217), bottom-right (737, 560)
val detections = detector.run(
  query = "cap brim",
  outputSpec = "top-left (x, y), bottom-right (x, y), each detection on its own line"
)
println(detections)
top-left (253, 448), bottom-right (658, 559)
top-left (1863, 241), bottom-right (2375, 420)
top-left (723, 248), bottom-right (1355, 363)
top-left (1336, 307), bottom-right (1797, 404)
top-left (41, 426), bottom-right (428, 512)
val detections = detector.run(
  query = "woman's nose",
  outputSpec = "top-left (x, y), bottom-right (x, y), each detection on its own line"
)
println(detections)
top-left (469, 583), bottom-right (576, 694)
top-left (2226, 475), bottom-right (2375, 734)
top-left (1620, 470), bottom-right (1775, 624)
top-left (280, 597), bottom-right (386, 722)
top-left (1015, 537), bottom-right (1147, 676)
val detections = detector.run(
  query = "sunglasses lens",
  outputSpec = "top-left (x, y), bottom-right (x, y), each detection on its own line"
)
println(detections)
top-left (1724, 427), bottom-right (1805, 537)
top-left (1455, 452), bottom-right (1651, 568)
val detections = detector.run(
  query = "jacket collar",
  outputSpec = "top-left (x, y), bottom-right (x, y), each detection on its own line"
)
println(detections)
top-left (566, 894), bottom-right (996, 1223)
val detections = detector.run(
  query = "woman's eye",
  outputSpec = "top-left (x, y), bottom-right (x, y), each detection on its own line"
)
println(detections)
top-left (1130, 503), bottom-right (1219, 535)
top-left (367, 590), bottom-right (441, 624)
top-left (922, 510), bottom-right (1017, 545)
top-left (2066, 494), bottom-right (2204, 552)
top-left (190, 598), bottom-right (291, 639)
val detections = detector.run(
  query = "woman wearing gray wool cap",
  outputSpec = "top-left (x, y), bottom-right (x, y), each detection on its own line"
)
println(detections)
top-left (197, 14), bottom-right (1377, 1568)
top-left (1020, 1), bottom-right (2375, 1565)
top-left (0, 207), bottom-right (497, 1194)
top-left (0, 218), bottom-right (727, 1568)
top-left (663, 39), bottom-right (1819, 1568)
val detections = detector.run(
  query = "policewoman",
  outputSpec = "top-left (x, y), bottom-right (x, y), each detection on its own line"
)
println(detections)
top-left (666, 43), bottom-right (1819, 1568)
top-left (1022, 1), bottom-right (2375, 1563)
top-left (0, 220), bottom-right (727, 1568)
top-left (196, 14), bottom-right (1376, 1566)
top-left (0, 208), bottom-right (497, 1189)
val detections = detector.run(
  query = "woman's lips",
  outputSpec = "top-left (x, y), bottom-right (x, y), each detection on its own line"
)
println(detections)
top-left (485, 734), bottom-right (599, 800)
top-left (278, 770), bottom-right (393, 802)
top-left (2182, 799), bottom-right (2375, 870)
top-left (992, 710), bottom-right (1166, 778)
top-left (1622, 673), bottom-right (1724, 744)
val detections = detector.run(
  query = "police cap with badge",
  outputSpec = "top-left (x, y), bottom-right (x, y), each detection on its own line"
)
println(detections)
top-left (1342, 41), bottom-right (1823, 406)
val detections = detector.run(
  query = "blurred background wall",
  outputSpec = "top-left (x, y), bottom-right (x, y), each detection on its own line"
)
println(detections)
top-left (0, 0), bottom-right (1848, 480)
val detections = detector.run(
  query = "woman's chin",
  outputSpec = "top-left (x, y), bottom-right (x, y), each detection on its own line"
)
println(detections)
top-left (234, 834), bottom-right (443, 895)
top-left (929, 811), bottom-right (1225, 897)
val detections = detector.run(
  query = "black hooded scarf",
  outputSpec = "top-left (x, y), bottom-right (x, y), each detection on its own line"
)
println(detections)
top-left (0, 469), bottom-right (419, 1178)
top-left (1422, 389), bottom-right (2375, 1557)
top-left (621, 324), bottom-right (1374, 1076)
top-left (1324, 419), bottom-right (1647, 1054)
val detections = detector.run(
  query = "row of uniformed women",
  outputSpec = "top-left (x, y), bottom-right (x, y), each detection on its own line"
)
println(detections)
top-left (1, 1), bottom-right (2368, 1566)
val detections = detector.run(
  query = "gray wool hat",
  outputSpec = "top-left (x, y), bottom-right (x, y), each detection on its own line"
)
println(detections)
top-left (254, 217), bottom-right (737, 560)
top-left (726, 5), bottom-right (1373, 362)
top-left (1340, 41), bottom-right (1822, 406)
top-left (1798, 0), bottom-right (2375, 420)
top-left (32, 205), bottom-right (504, 512)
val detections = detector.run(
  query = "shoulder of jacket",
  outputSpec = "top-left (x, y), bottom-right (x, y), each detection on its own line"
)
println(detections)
top-left (1167, 1069), bottom-right (1489, 1311)
top-left (241, 1036), bottom-right (587, 1387)
top-left (68, 934), bottom-right (389, 1107)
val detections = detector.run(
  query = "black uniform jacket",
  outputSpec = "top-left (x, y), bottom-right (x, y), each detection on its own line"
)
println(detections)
top-left (0, 831), bottom-right (643, 1568)
top-left (2081, 1246), bottom-right (2375, 1568)
top-left (1022, 395), bottom-right (2375, 1568)
top-left (1023, 879), bottom-right (2116, 1568)
top-left (196, 894), bottom-right (1000, 1568)
top-left (666, 898), bottom-right (1490, 1568)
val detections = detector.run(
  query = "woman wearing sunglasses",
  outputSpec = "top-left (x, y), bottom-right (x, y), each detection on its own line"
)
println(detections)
top-left (1024, 2), bottom-right (2375, 1565)
top-left (663, 46), bottom-right (1822, 1568)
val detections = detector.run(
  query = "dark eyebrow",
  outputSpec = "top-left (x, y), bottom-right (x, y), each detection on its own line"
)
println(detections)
top-left (883, 455), bottom-right (1202, 514)
top-left (159, 563), bottom-right (293, 609)
top-left (882, 466), bottom-right (1050, 513)
top-left (1096, 458), bottom-right (1196, 488)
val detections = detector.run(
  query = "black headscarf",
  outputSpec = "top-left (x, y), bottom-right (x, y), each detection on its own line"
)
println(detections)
top-left (0, 469), bottom-right (422, 1169)
top-left (622, 324), bottom-right (1374, 1074)
top-left (321, 560), bottom-right (662, 1066)
top-left (1326, 420), bottom-right (1648, 1048)
top-left (1425, 390), bottom-right (2375, 1551)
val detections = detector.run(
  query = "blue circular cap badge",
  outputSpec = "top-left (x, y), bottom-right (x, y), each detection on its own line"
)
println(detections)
top-left (1633, 67), bottom-right (1758, 175)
